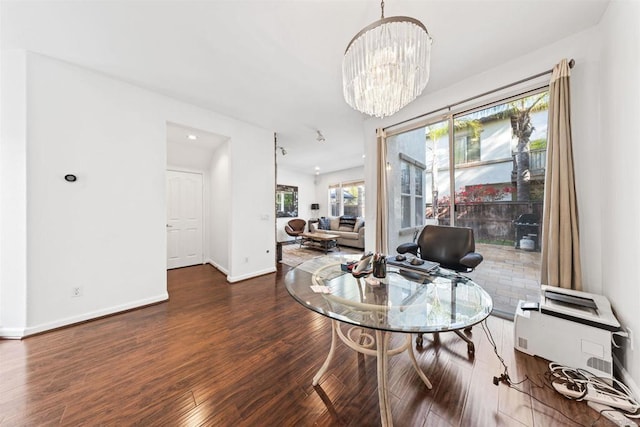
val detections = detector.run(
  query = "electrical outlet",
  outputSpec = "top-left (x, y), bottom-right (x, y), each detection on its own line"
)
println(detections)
top-left (72, 286), bottom-right (82, 297)
top-left (629, 327), bottom-right (634, 351)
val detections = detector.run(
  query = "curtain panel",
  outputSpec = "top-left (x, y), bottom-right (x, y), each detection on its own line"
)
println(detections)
top-left (541, 59), bottom-right (583, 290)
top-left (375, 128), bottom-right (389, 254)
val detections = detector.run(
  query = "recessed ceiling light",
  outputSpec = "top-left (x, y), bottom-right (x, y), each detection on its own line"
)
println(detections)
top-left (315, 166), bottom-right (320, 171)
top-left (362, 154), bottom-right (366, 158)
top-left (187, 134), bottom-right (197, 140)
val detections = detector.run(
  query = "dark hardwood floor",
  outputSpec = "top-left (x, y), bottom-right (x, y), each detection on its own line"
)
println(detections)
top-left (0, 264), bottom-right (616, 426)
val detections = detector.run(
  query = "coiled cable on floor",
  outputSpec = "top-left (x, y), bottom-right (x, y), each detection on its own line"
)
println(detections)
top-left (548, 362), bottom-right (640, 418)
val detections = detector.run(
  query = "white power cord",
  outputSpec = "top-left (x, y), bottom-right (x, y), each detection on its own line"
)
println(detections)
top-left (549, 362), bottom-right (640, 420)
top-left (588, 401), bottom-right (637, 427)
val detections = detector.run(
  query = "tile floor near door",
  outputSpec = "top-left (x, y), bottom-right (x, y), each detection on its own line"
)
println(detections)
top-left (282, 241), bottom-right (542, 320)
top-left (467, 243), bottom-right (542, 318)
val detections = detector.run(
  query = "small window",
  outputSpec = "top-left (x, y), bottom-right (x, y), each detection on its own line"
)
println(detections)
top-left (399, 158), bottom-right (425, 229)
top-left (329, 185), bottom-right (341, 217)
top-left (328, 181), bottom-right (365, 217)
top-left (455, 135), bottom-right (481, 164)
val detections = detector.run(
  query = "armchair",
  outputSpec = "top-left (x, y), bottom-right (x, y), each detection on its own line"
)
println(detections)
top-left (397, 225), bottom-right (484, 353)
top-left (397, 225), bottom-right (483, 273)
top-left (285, 219), bottom-right (306, 242)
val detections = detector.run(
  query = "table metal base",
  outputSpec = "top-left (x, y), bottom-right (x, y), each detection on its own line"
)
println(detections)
top-left (313, 320), bottom-right (432, 427)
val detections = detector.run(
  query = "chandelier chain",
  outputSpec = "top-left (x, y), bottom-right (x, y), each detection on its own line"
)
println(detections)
top-left (380, 0), bottom-right (385, 19)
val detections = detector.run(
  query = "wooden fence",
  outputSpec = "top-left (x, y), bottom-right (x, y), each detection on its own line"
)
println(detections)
top-left (436, 201), bottom-right (543, 246)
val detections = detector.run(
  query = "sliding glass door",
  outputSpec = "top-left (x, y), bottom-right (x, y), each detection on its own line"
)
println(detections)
top-left (386, 89), bottom-right (549, 317)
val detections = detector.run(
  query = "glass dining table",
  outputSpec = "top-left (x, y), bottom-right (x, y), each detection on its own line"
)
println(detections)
top-left (284, 254), bottom-right (493, 427)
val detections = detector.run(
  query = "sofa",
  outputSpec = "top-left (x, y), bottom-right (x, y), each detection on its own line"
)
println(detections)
top-left (309, 216), bottom-right (365, 249)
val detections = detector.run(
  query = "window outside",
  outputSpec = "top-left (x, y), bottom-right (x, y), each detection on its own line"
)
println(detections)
top-left (400, 162), bottom-right (411, 228)
top-left (329, 185), bottom-right (341, 217)
top-left (414, 166), bottom-right (424, 226)
top-left (329, 181), bottom-right (365, 218)
top-left (454, 134), bottom-right (481, 164)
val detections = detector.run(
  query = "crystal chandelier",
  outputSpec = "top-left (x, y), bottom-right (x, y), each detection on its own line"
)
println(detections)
top-left (342, 1), bottom-right (433, 118)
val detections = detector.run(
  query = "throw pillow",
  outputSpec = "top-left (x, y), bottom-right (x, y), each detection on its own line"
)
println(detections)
top-left (339, 215), bottom-right (357, 231)
top-left (354, 219), bottom-right (365, 232)
top-left (318, 217), bottom-right (330, 230)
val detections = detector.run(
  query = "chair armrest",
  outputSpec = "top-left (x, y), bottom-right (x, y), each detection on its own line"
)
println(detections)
top-left (460, 252), bottom-right (483, 269)
top-left (397, 242), bottom-right (419, 256)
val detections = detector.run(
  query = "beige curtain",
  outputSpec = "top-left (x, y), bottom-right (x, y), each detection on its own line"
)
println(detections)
top-left (541, 59), bottom-right (582, 290)
top-left (375, 128), bottom-right (389, 253)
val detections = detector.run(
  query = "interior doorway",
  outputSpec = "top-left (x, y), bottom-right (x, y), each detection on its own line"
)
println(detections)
top-left (166, 121), bottom-right (228, 271)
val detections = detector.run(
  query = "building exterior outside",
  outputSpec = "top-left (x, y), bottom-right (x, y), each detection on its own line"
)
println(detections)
top-left (387, 92), bottom-right (549, 253)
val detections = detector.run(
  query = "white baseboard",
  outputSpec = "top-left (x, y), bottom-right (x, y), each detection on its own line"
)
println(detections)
top-left (205, 258), bottom-right (275, 282)
top-left (206, 259), bottom-right (228, 275)
top-left (614, 354), bottom-right (640, 401)
top-left (4, 293), bottom-right (169, 338)
top-left (227, 266), bottom-right (277, 283)
top-left (0, 327), bottom-right (26, 339)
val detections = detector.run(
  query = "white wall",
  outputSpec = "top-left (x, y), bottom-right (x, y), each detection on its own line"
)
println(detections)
top-left (24, 52), bottom-right (167, 331)
top-left (598, 0), bottom-right (640, 397)
top-left (0, 51), bottom-right (275, 336)
top-left (363, 5), bottom-right (639, 392)
top-left (276, 167), bottom-right (315, 242)
top-left (207, 141), bottom-right (230, 273)
top-left (226, 124), bottom-right (277, 282)
top-left (0, 50), bottom-right (28, 337)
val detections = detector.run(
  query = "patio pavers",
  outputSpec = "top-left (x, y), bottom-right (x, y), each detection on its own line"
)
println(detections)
top-left (467, 242), bottom-right (542, 318)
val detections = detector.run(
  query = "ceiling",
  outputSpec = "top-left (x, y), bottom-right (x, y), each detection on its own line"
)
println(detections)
top-left (2, 0), bottom-right (609, 175)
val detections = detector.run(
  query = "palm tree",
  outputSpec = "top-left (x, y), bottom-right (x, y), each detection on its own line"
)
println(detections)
top-left (510, 93), bottom-right (547, 201)
top-left (425, 123), bottom-right (448, 220)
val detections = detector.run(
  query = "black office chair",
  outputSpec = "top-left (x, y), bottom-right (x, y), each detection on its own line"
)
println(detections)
top-left (398, 224), bottom-right (483, 273)
top-left (397, 225), bottom-right (484, 353)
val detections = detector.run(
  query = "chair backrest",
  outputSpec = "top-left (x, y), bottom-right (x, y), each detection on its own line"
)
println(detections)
top-left (287, 218), bottom-right (306, 232)
top-left (417, 225), bottom-right (476, 270)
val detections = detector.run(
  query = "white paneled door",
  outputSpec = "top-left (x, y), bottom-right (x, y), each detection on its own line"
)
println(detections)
top-left (167, 170), bottom-right (203, 269)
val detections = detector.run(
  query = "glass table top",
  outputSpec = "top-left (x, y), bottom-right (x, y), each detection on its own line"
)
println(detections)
top-left (285, 254), bottom-right (493, 334)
